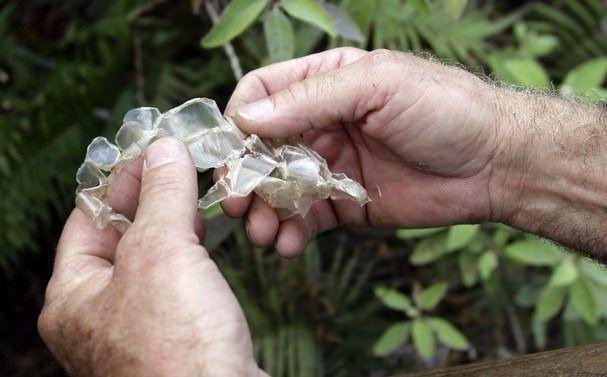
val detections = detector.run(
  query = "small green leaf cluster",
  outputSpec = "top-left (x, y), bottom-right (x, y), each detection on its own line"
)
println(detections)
top-left (373, 283), bottom-right (468, 360)
top-left (201, 0), bottom-right (364, 63)
top-left (489, 20), bottom-right (607, 100)
top-left (398, 224), bottom-right (506, 286)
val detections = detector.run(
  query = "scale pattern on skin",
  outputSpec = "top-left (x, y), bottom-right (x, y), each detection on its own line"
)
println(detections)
top-left (75, 98), bottom-right (369, 232)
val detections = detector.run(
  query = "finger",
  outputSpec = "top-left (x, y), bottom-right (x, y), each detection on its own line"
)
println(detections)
top-left (225, 47), bottom-right (367, 116)
top-left (232, 54), bottom-right (388, 138)
top-left (105, 157), bottom-right (144, 220)
top-left (50, 158), bottom-right (144, 295)
top-left (134, 137), bottom-right (198, 233)
top-left (213, 166), bottom-right (251, 217)
top-left (275, 201), bottom-right (337, 258)
top-left (246, 195), bottom-right (279, 247)
top-left (195, 213), bottom-right (205, 240)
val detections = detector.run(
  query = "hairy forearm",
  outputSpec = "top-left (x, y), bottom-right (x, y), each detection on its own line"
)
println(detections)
top-left (490, 89), bottom-right (607, 260)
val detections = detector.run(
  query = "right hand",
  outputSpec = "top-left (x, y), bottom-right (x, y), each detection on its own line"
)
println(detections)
top-left (221, 48), bottom-right (513, 257)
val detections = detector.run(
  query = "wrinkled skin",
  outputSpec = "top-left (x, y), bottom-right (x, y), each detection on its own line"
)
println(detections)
top-left (40, 48), bottom-right (607, 376)
top-left (221, 48), bottom-right (508, 257)
top-left (39, 140), bottom-right (265, 377)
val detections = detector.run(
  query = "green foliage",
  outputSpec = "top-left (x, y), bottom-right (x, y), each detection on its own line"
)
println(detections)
top-left (5, 0), bottom-right (607, 374)
top-left (202, 0), bottom-right (270, 47)
top-left (373, 283), bottom-right (468, 361)
top-left (416, 282), bottom-right (448, 311)
top-left (445, 224), bottom-right (479, 251)
top-left (504, 240), bottom-right (564, 266)
top-left (263, 7), bottom-right (295, 63)
top-left (373, 322), bottom-right (410, 356)
top-left (281, 0), bottom-right (335, 36)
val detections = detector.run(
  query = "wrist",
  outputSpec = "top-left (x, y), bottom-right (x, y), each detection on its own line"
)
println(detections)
top-left (489, 89), bottom-right (607, 255)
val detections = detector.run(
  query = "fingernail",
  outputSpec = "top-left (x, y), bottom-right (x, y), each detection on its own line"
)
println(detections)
top-left (145, 137), bottom-right (184, 169)
top-left (236, 98), bottom-right (273, 121)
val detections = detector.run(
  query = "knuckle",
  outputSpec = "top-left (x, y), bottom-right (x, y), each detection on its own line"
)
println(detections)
top-left (37, 306), bottom-right (58, 341)
top-left (335, 46), bottom-right (365, 56)
top-left (365, 49), bottom-right (407, 70)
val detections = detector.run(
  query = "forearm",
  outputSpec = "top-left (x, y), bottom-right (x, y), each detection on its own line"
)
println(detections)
top-left (490, 89), bottom-right (607, 260)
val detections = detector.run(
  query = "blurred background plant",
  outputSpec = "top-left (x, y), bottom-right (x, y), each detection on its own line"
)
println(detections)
top-left (1, 0), bottom-right (607, 375)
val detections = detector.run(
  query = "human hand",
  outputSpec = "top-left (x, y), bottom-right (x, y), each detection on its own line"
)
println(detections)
top-left (220, 47), bottom-right (510, 257)
top-left (38, 138), bottom-right (264, 377)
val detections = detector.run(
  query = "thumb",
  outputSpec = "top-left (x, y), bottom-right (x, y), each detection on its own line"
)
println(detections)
top-left (134, 137), bottom-right (199, 233)
top-left (233, 57), bottom-right (382, 138)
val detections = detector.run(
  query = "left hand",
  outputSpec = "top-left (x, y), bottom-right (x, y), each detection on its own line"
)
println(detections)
top-left (38, 138), bottom-right (265, 377)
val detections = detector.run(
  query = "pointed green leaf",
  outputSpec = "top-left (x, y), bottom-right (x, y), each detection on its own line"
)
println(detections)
top-left (458, 252), bottom-right (479, 287)
top-left (561, 57), bottom-right (607, 93)
top-left (412, 319), bottom-right (435, 360)
top-left (503, 240), bottom-right (564, 266)
top-left (478, 251), bottom-right (498, 281)
top-left (444, 0), bottom-right (467, 20)
top-left (409, 233), bottom-right (450, 265)
top-left (396, 227), bottom-right (445, 240)
top-left (579, 258), bottom-right (607, 286)
top-left (374, 286), bottom-right (414, 314)
top-left (418, 282), bottom-right (448, 311)
top-left (446, 224), bottom-right (479, 251)
top-left (547, 257), bottom-right (578, 287)
top-left (280, 0), bottom-right (335, 35)
top-left (321, 3), bottom-right (364, 42)
top-left (569, 278), bottom-right (597, 325)
top-left (202, 0), bottom-right (270, 48)
top-left (373, 322), bottom-right (410, 356)
top-left (503, 58), bottom-right (550, 88)
top-left (534, 286), bottom-right (566, 322)
top-left (341, 0), bottom-right (374, 36)
top-left (523, 35), bottom-right (559, 57)
top-left (427, 317), bottom-right (469, 350)
top-left (263, 7), bottom-right (295, 62)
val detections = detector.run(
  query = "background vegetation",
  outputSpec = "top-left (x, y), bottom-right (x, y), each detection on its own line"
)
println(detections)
top-left (1, 0), bottom-right (607, 375)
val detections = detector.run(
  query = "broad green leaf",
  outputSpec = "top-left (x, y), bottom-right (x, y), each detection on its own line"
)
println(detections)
top-left (561, 57), bottom-right (607, 93)
top-left (341, 0), bottom-right (374, 36)
top-left (491, 225), bottom-right (512, 248)
top-left (374, 286), bottom-right (414, 314)
top-left (547, 257), bottom-right (578, 287)
top-left (409, 233), bottom-right (450, 265)
top-left (427, 317), bottom-right (469, 350)
top-left (417, 282), bottom-right (448, 311)
top-left (563, 300), bottom-right (580, 321)
top-left (503, 240), bottom-right (564, 266)
top-left (373, 322), bottom-right (410, 356)
top-left (579, 258), bottom-right (607, 286)
top-left (446, 224), bottom-right (479, 251)
top-left (477, 251), bottom-right (498, 281)
top-left (201, 0), bottom-right (269, 48)
top-left (444, 0), bottom-right (467, 20)
top-left (523, 35), bottom-right (559, 57)
top-left (458, 252), bottom-right (479, 287)
top-left (280, 0), bottom-right (335, 36)
top-left (263, 7), bottom-right (295, 63)
top-left (503, 58), bottom-right (550, 88)
top-left (569, 278), bottom-right (597, 325)
top-left (412, 319), bottom-right (435, 360)
top-left (396, 227), bottom-right (445, 240)
top-left (322, 3), bottom-right (364, 42)
top-left (534, 286), bottom-right (566, 322)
